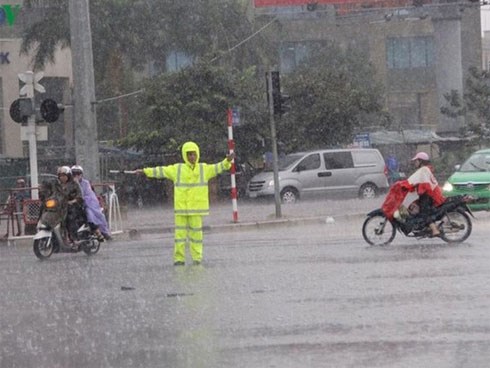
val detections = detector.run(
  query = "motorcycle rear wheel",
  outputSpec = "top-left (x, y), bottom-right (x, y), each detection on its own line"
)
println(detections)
top-left (362, 214), bottom-right (396, 246)
top-left (439, 210), bottom-right (472, 243)
top-left (82, 239), bottom-right (101, 255)
top-left (33, 237), bottom-right (54, 260)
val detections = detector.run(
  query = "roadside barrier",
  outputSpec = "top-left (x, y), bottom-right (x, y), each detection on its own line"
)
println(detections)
top-left (1, 182), bottom-right (123, 240)
top-left (93, 183), bottom-right (123, 235)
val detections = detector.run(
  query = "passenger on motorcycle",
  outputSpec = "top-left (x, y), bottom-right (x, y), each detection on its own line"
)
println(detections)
top-left (57, 166), bottom-right (86, 244)
top-left (406, 152), bottom-right (446, 237)
top-left (71, 165), bottom-right (110, 241)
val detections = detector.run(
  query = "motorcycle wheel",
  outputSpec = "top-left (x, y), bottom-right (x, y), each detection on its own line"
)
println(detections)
top-left (82, 239), bottom-right (101, 255)
top-left (33, 237), bottom-right (54, 260)
top-left (362, 214), bottom-right (396, 246)
top-left (439, 210), bottom-right (472, 243)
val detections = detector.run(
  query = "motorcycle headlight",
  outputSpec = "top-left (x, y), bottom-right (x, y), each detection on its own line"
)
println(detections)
top-left (442, 182), bottom-right (453, 192)
top-left (45, 198), bottom-right (58, 209)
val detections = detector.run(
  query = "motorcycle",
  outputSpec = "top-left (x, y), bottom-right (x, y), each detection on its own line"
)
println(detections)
top-left (362, 182), bottom-right (474, 246)
top-left (33, 182), bottom-right (101, 260)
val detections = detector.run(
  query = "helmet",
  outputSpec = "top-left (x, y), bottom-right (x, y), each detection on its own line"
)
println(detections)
top-left (71, 165), bottom-right (83, 175)
top-left (411, 152), bottom-right (430, 161)
top-left (57, 166), bottom-right (72, 176)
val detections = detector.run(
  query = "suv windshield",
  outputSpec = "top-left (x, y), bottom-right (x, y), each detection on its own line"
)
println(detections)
top-left (460, 153), bottom-right (490, 172)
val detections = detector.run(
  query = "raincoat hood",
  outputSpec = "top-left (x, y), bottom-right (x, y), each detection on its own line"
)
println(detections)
top-left (182, 141), bottom-right (200, 166)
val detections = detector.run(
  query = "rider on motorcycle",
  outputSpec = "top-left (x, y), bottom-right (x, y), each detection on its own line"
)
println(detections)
top-left (406, 152), bottom-right (446, 237)
top-left (71, 165), bottom-right (109, 241)
top-left (57, 166), bottom-right (87, 244)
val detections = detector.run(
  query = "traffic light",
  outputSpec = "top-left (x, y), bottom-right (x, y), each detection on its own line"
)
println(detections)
top-left (278, 94), bottom-right (291, 115)
top-left (267, 71), bottom-right (291, 116)
top-left (9, 98), bottom-right (33, 124)
top-left (40, 98), bottom-right (64, 123)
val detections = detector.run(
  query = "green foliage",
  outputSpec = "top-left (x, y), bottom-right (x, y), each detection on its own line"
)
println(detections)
top-left (278, 42), bottom-right (390, 152)
top-left (441, 66), bottom-right (490, 139)
top-left (20, 1), bottom-right (389, 162)
top-left (20, 1), bottom-right (70, 69)
top-left (20, 0), bottom-right (269, 150)
top-left (119, 62), bottom-right (267, 160)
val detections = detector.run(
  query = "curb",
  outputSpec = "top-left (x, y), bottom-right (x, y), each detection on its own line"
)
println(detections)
top-left (0, 213), bottom-right (368, 246)
top-left (127, 212), bottom-right (367, 238)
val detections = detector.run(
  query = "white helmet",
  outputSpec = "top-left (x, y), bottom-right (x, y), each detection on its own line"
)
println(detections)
top-left (411, 152), bottom-right (430, 161)
top-left (57, 166), bottom-right (72, 176)
top-left (71, 165), bottom-right (83, 175)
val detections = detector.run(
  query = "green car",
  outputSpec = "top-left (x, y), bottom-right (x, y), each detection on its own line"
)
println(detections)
top-left (442, 148), bottom-right (490, 211)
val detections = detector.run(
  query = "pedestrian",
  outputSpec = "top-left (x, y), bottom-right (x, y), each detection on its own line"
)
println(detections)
top-left (385, 153), bottom-right (400, 185)
top-left (2, 178), bottom-right (30, 237)
top-left (71, 165), bottom-right (111, 241)
top-left (136, 141), bottom-right (234, 266)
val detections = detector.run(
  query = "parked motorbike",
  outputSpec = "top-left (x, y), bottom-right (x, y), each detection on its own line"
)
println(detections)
top-left (33, 183), bottom-right (101, 260)
top-left (362, 183), bottom-right (474, 246)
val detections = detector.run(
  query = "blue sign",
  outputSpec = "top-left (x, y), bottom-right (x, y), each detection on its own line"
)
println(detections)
top-left (232, 107), bottom-right (240, 126)
top-left (353, 133), bottom-right (370, 148)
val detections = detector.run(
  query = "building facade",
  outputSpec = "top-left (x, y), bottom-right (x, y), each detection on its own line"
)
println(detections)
top-left (252, 0), bottom-right (482, 136)
top-left (0, 1), bottom-right (73, 161)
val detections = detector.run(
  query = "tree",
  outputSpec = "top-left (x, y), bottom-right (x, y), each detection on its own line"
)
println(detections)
top-left (119, 62), bottom-right (268, 161)
top-left (277, 42), bottom-right (390, 152)
top-left (20, 0), bottom-right (269, 141)
top-left (441, 66), bottom-right (490, 140)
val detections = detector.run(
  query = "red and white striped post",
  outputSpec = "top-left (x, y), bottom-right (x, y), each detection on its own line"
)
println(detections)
top-left (227, 108), bottom-right (238, 223)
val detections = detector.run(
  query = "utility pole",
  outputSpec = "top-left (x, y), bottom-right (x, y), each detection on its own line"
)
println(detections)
top-left (69, 0), bottom-right (99, 181)
top-left (19, 71), bottom-right (43, 200)
top-left (266, 70), bottom-right (282, 218)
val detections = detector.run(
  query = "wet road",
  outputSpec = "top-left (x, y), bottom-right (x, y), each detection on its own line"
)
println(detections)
top-left (1, 214), bottom-right (489, 368)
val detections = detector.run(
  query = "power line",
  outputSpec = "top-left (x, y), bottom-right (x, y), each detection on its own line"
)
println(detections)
top-left (94, 89), bottom-right (145, 105)
top-left (208, 17), bottom-right (278, 63)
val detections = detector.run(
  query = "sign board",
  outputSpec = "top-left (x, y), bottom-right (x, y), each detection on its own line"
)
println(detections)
top-left (232, 107), bottom-right (240, 126)
top-left (21, 125), bottom-right (48, 141)
top-left (18, 71), bottom-right (45, 96)
top-left (353, 133), bottom-right (370, 148)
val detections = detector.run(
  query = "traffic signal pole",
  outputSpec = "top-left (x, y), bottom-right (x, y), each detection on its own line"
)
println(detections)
top-left (267, 70), bottom-right (282, 218)
top-left (13, 71), bottom-right (62, 200)
top-left (19, 71), bottom-right (40, 200)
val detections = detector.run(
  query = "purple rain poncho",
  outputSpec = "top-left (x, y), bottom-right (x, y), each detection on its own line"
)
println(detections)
top-left (79, 178), bottom-right (111, 236)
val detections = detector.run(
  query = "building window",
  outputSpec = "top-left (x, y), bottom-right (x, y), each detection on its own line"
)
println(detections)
top-left (279, 41), bottom-right (319, 73)
top-left (166, 51), bottom-right (193, 73)
top-left (386, 36), bottom-right (434, 69)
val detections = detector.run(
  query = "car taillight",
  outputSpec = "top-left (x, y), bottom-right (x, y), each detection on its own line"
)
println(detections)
top-left (45, 199), bottom-right (58, 208)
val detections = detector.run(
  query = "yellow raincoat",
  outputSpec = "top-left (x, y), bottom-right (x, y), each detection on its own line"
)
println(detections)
top-left (143, 141), bottom-right (231, 263)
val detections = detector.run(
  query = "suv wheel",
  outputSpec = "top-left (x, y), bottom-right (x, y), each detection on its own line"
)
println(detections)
top-left (281, 187), bottom-right (299, 203)
top-left (359, 183), bottom-right (377, 199)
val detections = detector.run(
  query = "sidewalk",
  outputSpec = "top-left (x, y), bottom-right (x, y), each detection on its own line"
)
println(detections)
top-left (123, 196), bottom-right (385, 237)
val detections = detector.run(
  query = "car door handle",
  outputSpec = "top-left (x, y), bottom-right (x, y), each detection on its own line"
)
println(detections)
top-left (318, 172), bottom-right (332, 177)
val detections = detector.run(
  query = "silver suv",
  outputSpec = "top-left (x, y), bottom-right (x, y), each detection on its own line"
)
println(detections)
top-left (246, 148), bottom-right (389, 203)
